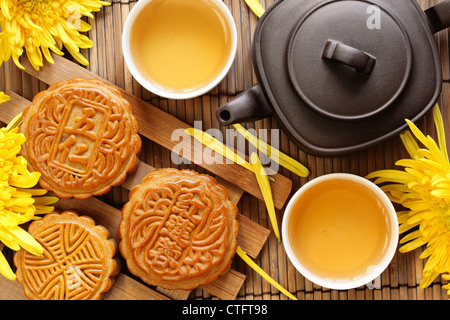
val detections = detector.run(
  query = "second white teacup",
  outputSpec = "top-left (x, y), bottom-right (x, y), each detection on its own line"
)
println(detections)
top-left (282, 173), bottom-right (399, 290)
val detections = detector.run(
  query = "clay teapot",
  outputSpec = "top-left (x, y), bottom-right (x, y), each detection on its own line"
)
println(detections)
top-left (216, 0), bottom-right (450, 156)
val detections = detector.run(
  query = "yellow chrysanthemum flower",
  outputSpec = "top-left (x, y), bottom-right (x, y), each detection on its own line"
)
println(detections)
top-left (0, 0), bottom-right (110, 70)
top-left (367, 105), bottom-right (450, 296)
top-left (0, 116), bottom-right (58, 281)
top-left (0, 92), bottom-right (9, 104)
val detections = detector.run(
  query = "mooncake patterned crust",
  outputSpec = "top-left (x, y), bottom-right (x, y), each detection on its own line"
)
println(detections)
top-left (14, 211), bottom-right (120, 300)
top-left (20, 78), bottom-right (141, 199)
top-left (119, 169), bottom-right (239, 290)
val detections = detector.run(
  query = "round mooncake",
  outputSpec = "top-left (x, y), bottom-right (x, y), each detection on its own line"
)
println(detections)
top-left (119, 169), bottom-right (239, 290)
top-left (14, 210), bottom-right (120, 300)
top-left (20, 78), bottom-right (141, 199)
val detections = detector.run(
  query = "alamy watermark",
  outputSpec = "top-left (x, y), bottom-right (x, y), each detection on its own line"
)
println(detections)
top-left (171, 121), bottom-right (280, 175)
top-left (67, 5), bottom-right (81, 30)
top-left (366, 5), bottom-right (381, 30)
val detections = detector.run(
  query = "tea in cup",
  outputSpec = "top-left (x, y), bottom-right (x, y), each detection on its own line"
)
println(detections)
top-left (122, 0), bottom-right (237, 99)
top-left (282, 173), bottom-right (398, 290)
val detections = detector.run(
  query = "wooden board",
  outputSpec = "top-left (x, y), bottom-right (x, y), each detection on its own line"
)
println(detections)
top-left (17, 55), bottom-right (293, 210)
top-left (0, 92), bottom-right (271, 300)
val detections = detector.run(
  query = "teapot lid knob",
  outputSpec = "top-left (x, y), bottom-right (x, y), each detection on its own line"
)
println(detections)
top-left (287, 1), bottom-right (412, 121)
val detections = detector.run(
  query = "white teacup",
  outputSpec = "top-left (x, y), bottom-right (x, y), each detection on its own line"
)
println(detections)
top-left (282, 173), bottom-right (399, 290)
top-left (122, 0), bottom-right (237, 100)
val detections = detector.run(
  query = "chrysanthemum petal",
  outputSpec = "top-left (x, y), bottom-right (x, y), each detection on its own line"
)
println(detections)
top-left (430, 189), bottom-right (450, 198)
top-left (0, 250), bottom-right (16, 280)
top-left (15, 188), bottom-right (47, 196)
top-left (233, 123), bottom-right (309, 177)
top-left (399, 220), bottom-right (420, 234)
top-left (78, 20), bottom-right (92, 33)
top-left (406, 119), bottom-right (428, 147)
top-left (0, 92), bottom-right (10, 104)
top-left (400, 131), bottom-right (421, 159)
top-left (420, 271), bottom-right (440, 289)
top-left (0, 0), bottom-right (11, 20)
top-left (399, 229), bottom-right (422, 244)
top-left (0, 0), bottom-right (109, 69)
top-left (399, 236), bottom-right (427, 253)
top-left (8, 171), bottom-right (40, 189)
top-left (65, 42), bottom-right (89, 66)
top-left (420, 246), bottom-right (433, 259)
top-left (41, 46), bottom-right (54, 64)
top-left (433, 105), bottom-right (449, 163)
top-left (251, 153), bottom-right (280, 242)
top-left (0, 232), bottom-right (20, 251)
top-left (6, 226), bottom-right (42, 256)
top-left (397, 210), bottom-right (411, 223)
top-left (6, 112), bottom-right (23, 131)
top-left (32, 196), bottom-right (59, 206)
top-left (366, 170), bottom-right (413, 185)
top-left (35, 205), bottom-right (55, 215)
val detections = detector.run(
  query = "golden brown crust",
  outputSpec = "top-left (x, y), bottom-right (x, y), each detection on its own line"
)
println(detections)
top-left (119, 169), bottom-right (239, 290)
top-left (20, 78), bottom-right (142, 199)
top-left (14, 210), bottom-right (120, 300)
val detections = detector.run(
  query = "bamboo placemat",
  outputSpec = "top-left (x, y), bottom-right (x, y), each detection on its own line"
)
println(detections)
top-left (1, 0), bottom-right (449, 300)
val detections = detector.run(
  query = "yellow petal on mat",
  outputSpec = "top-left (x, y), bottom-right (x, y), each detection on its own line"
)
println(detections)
top-left (433, 104), bottom-right (449, 162)
top-left (0, 92), bottom-right (10, 105)
top-left (185, 128), bottom-right (254, 172)
top-left (233, 124), bottom-right (309, 177)
top-left (5, 112), bottom-right (22, 131)
top-left (244, 0), bottom-right (265, 17)
top-left (236, 246), bottom-right (297, 300)
top-left (0, 249), bottom-right (16, 281)
top-left (6, 226), bottom-right (43, 256)
top-left (32, 196), bottom-right (59, 206)
top-left (250, 152), bottom-right (280, 242)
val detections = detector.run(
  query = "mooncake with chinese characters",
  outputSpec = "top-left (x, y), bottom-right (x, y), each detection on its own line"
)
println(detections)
top-left (20, 78), bottom-right (141, 199)
top-left (14, 210), bottom-right (120, 300)
top-left (119, 169), bottom-right (239, 290)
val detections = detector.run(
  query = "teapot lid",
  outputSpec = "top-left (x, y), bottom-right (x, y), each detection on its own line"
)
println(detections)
top-left (252, 0), bottom-right (441, 156)
top-left (287, 0), bottom-right (412, 120)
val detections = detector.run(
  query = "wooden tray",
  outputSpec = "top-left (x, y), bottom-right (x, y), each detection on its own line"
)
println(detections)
top-left (0, 92), bottom-right (271, 300)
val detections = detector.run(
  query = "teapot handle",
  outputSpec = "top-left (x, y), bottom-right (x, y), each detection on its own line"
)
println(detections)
top-left (216, 84), bottom-right (273, 126)
top-left (322, 40), bottom-right (376, 76)
top-left (425, 0), bottom-right (450, 34)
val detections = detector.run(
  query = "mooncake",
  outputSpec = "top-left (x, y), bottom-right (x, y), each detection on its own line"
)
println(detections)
top-left (20, 78), bottom-right (141, 199)
top-left (14, 210), bottom-right (120, 300)
top-left (119, 169), bottom-right (239, 290)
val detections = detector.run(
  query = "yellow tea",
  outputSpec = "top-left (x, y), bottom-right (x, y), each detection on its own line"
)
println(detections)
top-left (287, 178), bottom-right (391, 280)
top-left (129, 0), bottom-right (233, 94)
